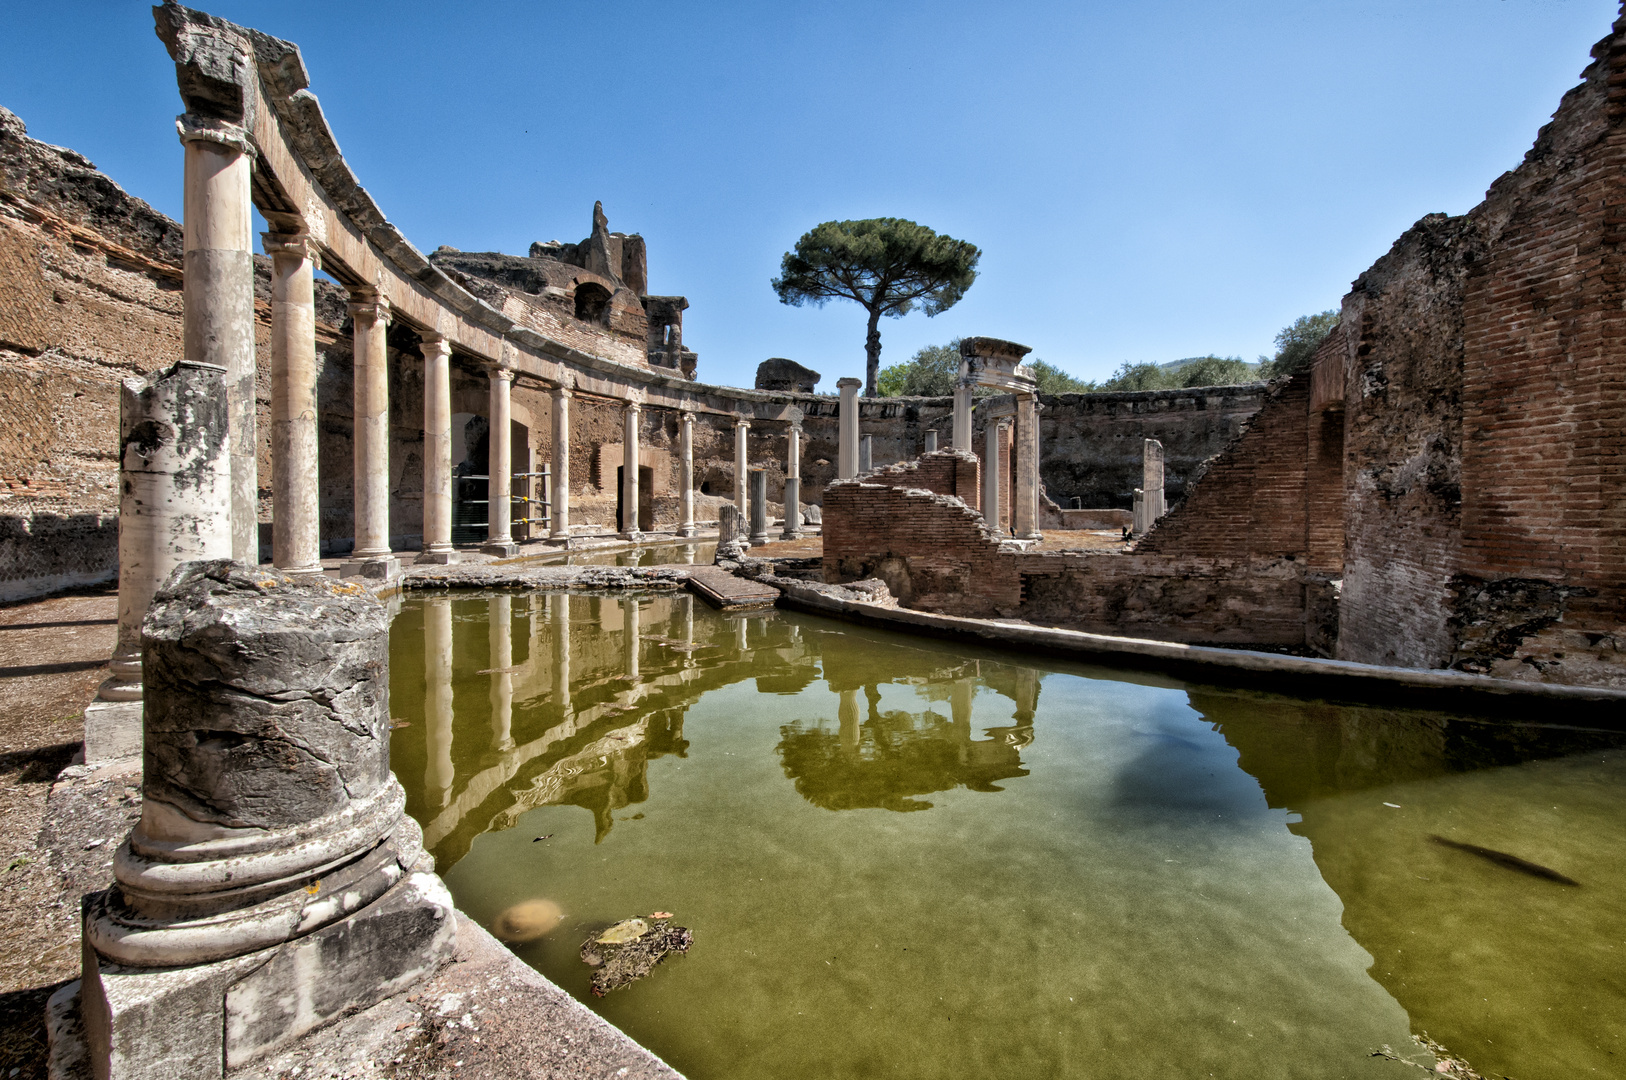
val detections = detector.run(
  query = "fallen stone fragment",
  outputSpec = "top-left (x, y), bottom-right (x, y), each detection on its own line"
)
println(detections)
top-left (579, 916), bottom-right (693, 996)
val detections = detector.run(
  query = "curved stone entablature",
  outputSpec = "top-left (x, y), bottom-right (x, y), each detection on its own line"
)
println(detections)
top-left (151, 1), bottom-right (793, 422)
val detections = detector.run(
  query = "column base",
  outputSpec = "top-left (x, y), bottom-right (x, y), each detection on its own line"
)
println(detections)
top-left (620, 530), bottom-right (643, 543)
top-left (677, 525), bottom-right (696, 539)
top-left (57, 872), bottom-right (456, 1080)
top-left (749, 532), bottom-right (770, 546)
top-left (83, 699), bottom-right (143, 766)
top-left (479, 540), bottom-right (519, 557)
top-left (339, 556), bottom-right (400, 581)
top-left (780, 527), bottom-right (803, 542)
top-left (414, 548), bottom-right (459, 565)
top-left (272, 561), bottom-right (325, 577)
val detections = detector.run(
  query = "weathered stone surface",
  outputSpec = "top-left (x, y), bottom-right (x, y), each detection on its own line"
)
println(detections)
top-left (141, 560), bottom-right (390, 830)
top-left (755, 357), bottom-right (821, 393)
top-left (715, 503), bottom-right (749, 561)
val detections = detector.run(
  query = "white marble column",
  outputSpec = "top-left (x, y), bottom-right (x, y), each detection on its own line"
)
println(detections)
top-left (837, 377), bottom-right (861, 478)
top-left (418, 333), bottom-right (454, 564)
top-left (677, 409), bottom-right (695, 538)
top-left (343, 293), bottom-right (398, 579)
top-left (622, 402), bottom-right (643, 540)
top-left (482, 366), bottom-right (517, 556)
top-left (924, 429), bottom-right (938, 454)
top-left (1014, 393), bottom-right (1041, 540)
top-left (179, 116), bottom-right (257, 564)
top-left (263, 228), bottom-right (321, 575)
top-left (859, 434), bottom-right (873, 474)
top-left (952, 366), bottom-right (974, 452)
top-left (1143, 438), bottom-right (1166, 522)
top-left (983, 418), bottom-right (1005, 532)
top-left (550, 385), bottom-right (571, 539)
top-left (781, 419), bottom-right (802, 540)
top-left (489, 594), bottom-right (514, 752)
top-left (425, 596), bottom-right (455, 809)
top-left (733, 418), bottom-right (750, 518)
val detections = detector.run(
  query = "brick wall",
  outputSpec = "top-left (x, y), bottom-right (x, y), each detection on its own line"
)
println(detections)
top-left (1134, 374), bottom-right (1313, 561)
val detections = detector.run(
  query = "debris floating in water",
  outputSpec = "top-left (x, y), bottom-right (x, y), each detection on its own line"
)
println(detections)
top-left (580, 914), bottom-right (693, 996)
top-left (1382, 802), bottom-right (1401, 808)
top-left (1427, 835), bottom-right (1579, 886)
top-left (390, 718), bottom-right (411, 729)
top-left (493, 898), bottom-right (565, 943)
top-left (532, 834), bottom-right (554, 842)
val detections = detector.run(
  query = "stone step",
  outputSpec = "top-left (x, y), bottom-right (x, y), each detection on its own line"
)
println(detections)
top-left (686, 566), bottom-right (779, 611)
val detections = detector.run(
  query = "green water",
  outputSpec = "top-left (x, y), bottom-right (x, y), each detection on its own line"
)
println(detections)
top-left (388, 591), bottom-right (1626, 1080)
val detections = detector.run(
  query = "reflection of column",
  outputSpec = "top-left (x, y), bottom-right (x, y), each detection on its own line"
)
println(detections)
top-left (733, 418), bottom-right (750, 518)
top-left (489, 594), bottom-right (514, 752)
top-left (682, 593), bottom-right (694, 645)
top-left (982, 418), bottom-right (1004, 531)
top-left (622, 402), bottom-right (643, 540)
top-left (951, 679), bottom-right (974, 734)
top-left (180, 115), bottom-right (257, 564)
top-left (1013, 667), bottom-right (1039, 724)
top-left (418, 333), bottom-right (454, 563)
top-left (425, 597), bottom-right (455, 809)
top-left (836, 378), bottom-right (861, 478)
top-left (678, 409), bottom-right (696, 538)
top-left (550, 385), bottom-right (571, 538)
top-left (749, 468), bottom-right (769, 546)
top-left (344, 292), bottom-right (398, 579)
top-left (483, 367), bottom-right (517, 556)
top-left (1013, 393), bottom-right (1041, 540)
top-left (735, 616), bottom-right (748, 653)
top-left (551, 594), bottom-right (572, 716)
top-left (781, 419), bottom-right (802, 540)
top-left (838, 688), bottom-right (861, 753)
top-left (263, 227), bottom-right (321, 575)
top-left (623, 597), bottom-right (640, 680)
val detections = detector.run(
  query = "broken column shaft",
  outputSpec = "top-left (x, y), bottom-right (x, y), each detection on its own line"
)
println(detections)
top-left (76, 561), bottom-right (454, 1078)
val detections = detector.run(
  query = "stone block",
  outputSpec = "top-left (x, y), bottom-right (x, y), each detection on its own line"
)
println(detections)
top-left (82, 700), bottom-right (142, 766)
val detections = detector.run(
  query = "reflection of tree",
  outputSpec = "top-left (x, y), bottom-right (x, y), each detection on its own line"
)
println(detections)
top-left (777, 700), bottom-right (1029, 812)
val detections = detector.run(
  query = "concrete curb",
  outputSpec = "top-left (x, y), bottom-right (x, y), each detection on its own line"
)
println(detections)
top-left (773, 584), bottom-right (1626, 720)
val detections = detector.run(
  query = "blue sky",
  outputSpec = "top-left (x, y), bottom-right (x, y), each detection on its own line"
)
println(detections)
top-left (4, 1), bottom-right (1618, 390)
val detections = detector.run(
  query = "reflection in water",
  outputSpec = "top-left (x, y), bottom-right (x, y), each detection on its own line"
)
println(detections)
top-left (390, 594), bottom-right (1626, 1080)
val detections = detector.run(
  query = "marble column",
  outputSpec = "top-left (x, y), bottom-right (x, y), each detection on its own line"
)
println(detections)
top-left (859, 434), bottom-right (873, 474)
top-left (263, 228), bottom-right (321, 575)
top-left (983, 418), bottom-right (1006, 532)
top-left (482, 367), bottom-right (517, 556)
top-left (418, 333), bottom-right (455, 564)
top-left (550, 385), bottom-right (571, 539)
top-left (343, 293), bottom-right (398, 579)
top-left (952, 369), bottom-right (974, 452)
top-left (1013, 393), bottom-right (1041, 540)
top-left (836, 377), bottom-right (861, 478)
top-left (425, 596), bottom-right (455, 808)
top-left (179, 115), bottom-right (257, 564)
top-left (924, 429), bottom-right (938, 454)
top-left (489, 594), bottom-right (514, 752)
top-left (733, 418), bottom-right (750, 518)
top-left (1143, 438), bottom-right (1166, 522)
top-left (622, 402), bottom-right (642, 541)
top-left (678, 409), bottom-right (696, 538)
top-left (97, 362), bottom-right (234, 714)
top-left (781, 420), bottom-right (802, 540)
top-left (749, 468), bottom-right (769, 546)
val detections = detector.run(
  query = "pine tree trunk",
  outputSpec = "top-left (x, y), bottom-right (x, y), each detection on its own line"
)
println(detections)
top-left (864, 307), bottom-right (882, 397)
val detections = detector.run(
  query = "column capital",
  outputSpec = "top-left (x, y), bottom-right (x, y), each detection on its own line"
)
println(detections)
top-left (735, 416), bottom-right (751, 429)
top-left (175, 113), bottom-right (255, 157)
top-left (625, 400), bottom-right (642, 417)
top-left (489, 366), bottom-right (515, 384)
top-left (347, 292), bottom-right (391, 326)
top-left (553, 383), bottom-right (574, 400)
top-left (418, 332), bottom-right (451, 360)
top-left (836, 377), bottom-right (862, 391)
top-left (260, 230), bottom-right (320, 264)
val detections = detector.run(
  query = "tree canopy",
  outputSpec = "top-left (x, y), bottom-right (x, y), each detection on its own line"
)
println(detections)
top-left (1259, 310), bottom-right (1339, 378)
top-left (1093, 355), bottom-right (1260, 392)
top-left (772, 218), bottom-right (979, 397)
